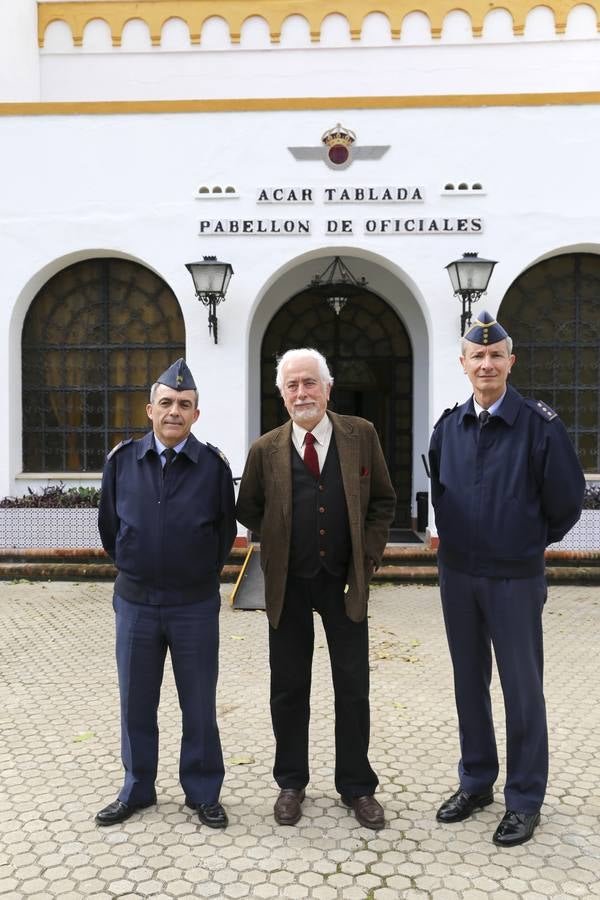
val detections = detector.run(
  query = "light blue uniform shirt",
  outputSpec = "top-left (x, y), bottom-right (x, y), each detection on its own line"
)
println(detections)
top-left (154, 435), bottom-right (189, 467)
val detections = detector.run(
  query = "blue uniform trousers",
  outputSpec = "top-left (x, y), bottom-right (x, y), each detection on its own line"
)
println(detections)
top-left (113, 593), bottom-right (224, 807)
top-left (439, 564), bottom-right (548, 813)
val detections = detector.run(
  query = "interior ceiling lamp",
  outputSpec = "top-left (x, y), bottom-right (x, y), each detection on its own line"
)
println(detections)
top-left (185, 256), bottom-right (234, 344)
top-left (445, 251), bottom-right (498, 336)
top-left (309, 256), bottom-right (368, 316)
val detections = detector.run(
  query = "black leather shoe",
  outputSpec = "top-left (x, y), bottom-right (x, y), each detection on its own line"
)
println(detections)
top-left (436, 788), bottom-right (494, 823)
top-left (95, 797), bottom-right (156, 826)
top-left (274, 788), bottom-right (305, 826)
top-left (186, 799), bottom-right (228, 829)
top-left (493, 810), bottom-right (540, 847)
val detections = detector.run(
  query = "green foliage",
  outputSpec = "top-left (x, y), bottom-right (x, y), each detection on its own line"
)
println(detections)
top-left (584, 484), bottom-right (600, 510)
top-left (0, 484), bottom-right (101, 508)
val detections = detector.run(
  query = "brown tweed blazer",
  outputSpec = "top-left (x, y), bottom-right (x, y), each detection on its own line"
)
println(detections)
top-left (236, 412), bottom-right (396, 628)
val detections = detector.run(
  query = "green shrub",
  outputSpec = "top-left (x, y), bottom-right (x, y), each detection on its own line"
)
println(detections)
top-left (584, 484), bottom-right (600, 510)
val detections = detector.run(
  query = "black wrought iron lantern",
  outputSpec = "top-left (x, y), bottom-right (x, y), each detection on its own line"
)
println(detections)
top-left (445, 252), bottom-right (498, 335)
top-left (185, 256), bottom-right (234, 344)
top-left (308, 256), bottom-right (368, 315)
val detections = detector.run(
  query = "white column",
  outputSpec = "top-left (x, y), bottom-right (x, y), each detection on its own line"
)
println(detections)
top-left (0, 0), bottom-right (40, 101)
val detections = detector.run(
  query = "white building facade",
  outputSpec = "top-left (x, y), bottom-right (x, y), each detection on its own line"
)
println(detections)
top-left (1, 0), bottom-right (599, 534)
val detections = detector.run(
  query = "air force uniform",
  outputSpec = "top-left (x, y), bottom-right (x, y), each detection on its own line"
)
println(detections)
top-left (428, 315), bottom-right (585, 816)
top-left (98, 359), bottom-right (236, 812)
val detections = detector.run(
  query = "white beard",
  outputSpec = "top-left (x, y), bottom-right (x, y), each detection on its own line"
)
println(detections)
top-left (291, 403), bottom-right (319, 424)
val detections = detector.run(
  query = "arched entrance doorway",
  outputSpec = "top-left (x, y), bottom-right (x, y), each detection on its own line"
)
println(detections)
top-left (499, 252), bottom-right (600, 473)
top-left (261, 287), bottom-right (412, 527)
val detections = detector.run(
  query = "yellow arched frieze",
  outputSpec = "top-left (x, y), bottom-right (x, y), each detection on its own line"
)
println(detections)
top-left (37, 0), bottom-right (600, 47)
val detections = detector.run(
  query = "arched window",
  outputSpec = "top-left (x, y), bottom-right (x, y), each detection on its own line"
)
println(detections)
top-left (498, 253), bottom-right (600, 473)
top-left (22, 258), bottom-right (185, 472)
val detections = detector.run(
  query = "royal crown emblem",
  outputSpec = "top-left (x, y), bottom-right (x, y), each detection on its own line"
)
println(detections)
top-left (289, 124), bottom-right (388, 170)
top-left (321, 124), bottom-right (356, 166)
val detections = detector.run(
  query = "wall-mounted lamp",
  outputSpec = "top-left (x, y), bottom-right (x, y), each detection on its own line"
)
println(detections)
top-left (445, 252), bottom-right (497, 335)
top-left (308, 255), bottom-right (368, 316)
top-left (185, 256), bottom-right (234, 344)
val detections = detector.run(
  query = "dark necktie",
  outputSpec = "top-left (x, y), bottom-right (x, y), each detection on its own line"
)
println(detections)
top-left (478, 410), bottom-right (491, 430)
top-left (303, 432), bottom-right (320, 480)
top-left (162, 447), bottom-right (176, 477)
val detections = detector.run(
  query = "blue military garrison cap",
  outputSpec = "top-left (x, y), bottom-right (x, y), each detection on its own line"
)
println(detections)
top-left (156, 358), bottom-right (197, 391)
top-left (464, 310), bottom-right (509, 346)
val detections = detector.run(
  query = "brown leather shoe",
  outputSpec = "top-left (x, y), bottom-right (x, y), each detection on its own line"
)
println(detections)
top-left (274, 788), bottom-right (305, 825)
top-left (341, 794), bottom-right (385, 830)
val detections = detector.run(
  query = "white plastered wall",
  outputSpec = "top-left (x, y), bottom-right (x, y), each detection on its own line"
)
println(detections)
top-left (1, 4), bottom-right (600, 511)
top-left (2, 101), bottom-right (600, 504)
top-left (1, 5), bottom-right (598, 102)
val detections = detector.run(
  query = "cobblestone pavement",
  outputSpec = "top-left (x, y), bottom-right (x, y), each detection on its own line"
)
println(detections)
top-left (1, 580), bottom-right (599, 900)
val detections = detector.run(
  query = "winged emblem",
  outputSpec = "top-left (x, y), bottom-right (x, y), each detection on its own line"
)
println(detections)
top-left (289, 124), bottom-right (389, 170)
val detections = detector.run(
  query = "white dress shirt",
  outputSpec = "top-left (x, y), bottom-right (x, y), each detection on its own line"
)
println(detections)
top-left (473, 389), bottom-right (507, 419)
top-left (291, 414), bottom-right (333, 472)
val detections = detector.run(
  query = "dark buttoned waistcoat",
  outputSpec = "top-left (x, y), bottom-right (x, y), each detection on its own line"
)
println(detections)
top-left (288, 436), bottom-right (351, 579)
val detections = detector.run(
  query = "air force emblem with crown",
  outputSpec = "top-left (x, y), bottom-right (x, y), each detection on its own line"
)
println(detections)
top-left (289, 123), bottom-right (389, 170)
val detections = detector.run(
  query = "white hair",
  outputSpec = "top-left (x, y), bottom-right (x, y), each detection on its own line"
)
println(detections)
top-left (150, 382), bottom-right (199, 408)
top-left (275, 348), bottom-right (334, 393)
top-left (460, 334), bottom-right (513, 356)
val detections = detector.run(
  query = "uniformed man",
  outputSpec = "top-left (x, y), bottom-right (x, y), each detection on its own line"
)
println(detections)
top-left (429, 311), bottom-right (585, 847)
top-left (96, 358), bottom-right (236, 828)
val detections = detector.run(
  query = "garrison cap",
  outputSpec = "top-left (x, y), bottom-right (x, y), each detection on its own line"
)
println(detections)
top-left (464, 310), bottom-right (509, 346)
top-left (155, 358), bottom-right (197, 391)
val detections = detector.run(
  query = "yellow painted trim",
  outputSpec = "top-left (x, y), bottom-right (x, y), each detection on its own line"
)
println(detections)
top-left (229, 543), bottom-right (253, 605)
top-left (37, 0), bottom-right (600, 47)
top-left (1, 92), bottom-right (600, 116)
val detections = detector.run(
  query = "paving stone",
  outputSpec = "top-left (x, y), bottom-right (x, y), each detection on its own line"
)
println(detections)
top-left (280, 887), bottom-right (309, 899)
top-left (0, 582), bottom-right (599, 898)
top-left (339, 889), bottom-right (368, 900)
top-left (222, 883), bottom-right (250, 898)
top-left (252, 885), bottom-right (279, 898)
top-left (326, 873), bottom-right (353, 888)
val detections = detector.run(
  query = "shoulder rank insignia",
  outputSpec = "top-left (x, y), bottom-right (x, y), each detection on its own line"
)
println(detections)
top-left (107, 438), bottom-right (133, 460)
top-left (434, 403), bottom-right (458, 429)
top-left (206, 442), bottom-right (231, 468)
top-left (527, 399), bottom-right (558, 422)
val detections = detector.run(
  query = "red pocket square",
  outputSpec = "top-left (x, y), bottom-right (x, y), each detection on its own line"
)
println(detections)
top-left (360, 467), bottom-right (369, 477)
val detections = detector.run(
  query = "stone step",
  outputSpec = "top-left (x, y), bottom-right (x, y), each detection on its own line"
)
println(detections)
top-left (380, 547), bottom-right (600, 566)
top-left (0, 546), bottom-right (598, 583)
top-left (0, 561), bottom-right (243, 582)
top-left (374, 564), bottom-right (600, 584)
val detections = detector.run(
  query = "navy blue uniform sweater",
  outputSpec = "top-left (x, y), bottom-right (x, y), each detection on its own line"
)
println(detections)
top-left (428, 385), bottom-right (585, 578)
top-left (98, 431), bottom-right (236, 604)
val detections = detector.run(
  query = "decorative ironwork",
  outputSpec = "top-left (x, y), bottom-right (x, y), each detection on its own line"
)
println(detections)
top-left (499, 252), bottom-right (600, 473)
top-left (261, 286), bottom-right (412, 526)
top-left (308, 256), bottom-right (368, 316)
top-left (22, 258), bottom-right (185, 472)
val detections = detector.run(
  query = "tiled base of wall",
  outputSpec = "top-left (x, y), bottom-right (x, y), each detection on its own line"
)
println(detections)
top-left (0, 509), bottom-right (102, 549)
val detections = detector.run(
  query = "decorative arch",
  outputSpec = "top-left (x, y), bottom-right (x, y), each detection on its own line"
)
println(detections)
top-left (21, 257), bottom-right (185, 472)
top-left (498, 251), bottom-right (600, 473)
top-left (245, 247), bottom-right (431, 528)
top-left (38, 0), bottom-right (600, 47)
